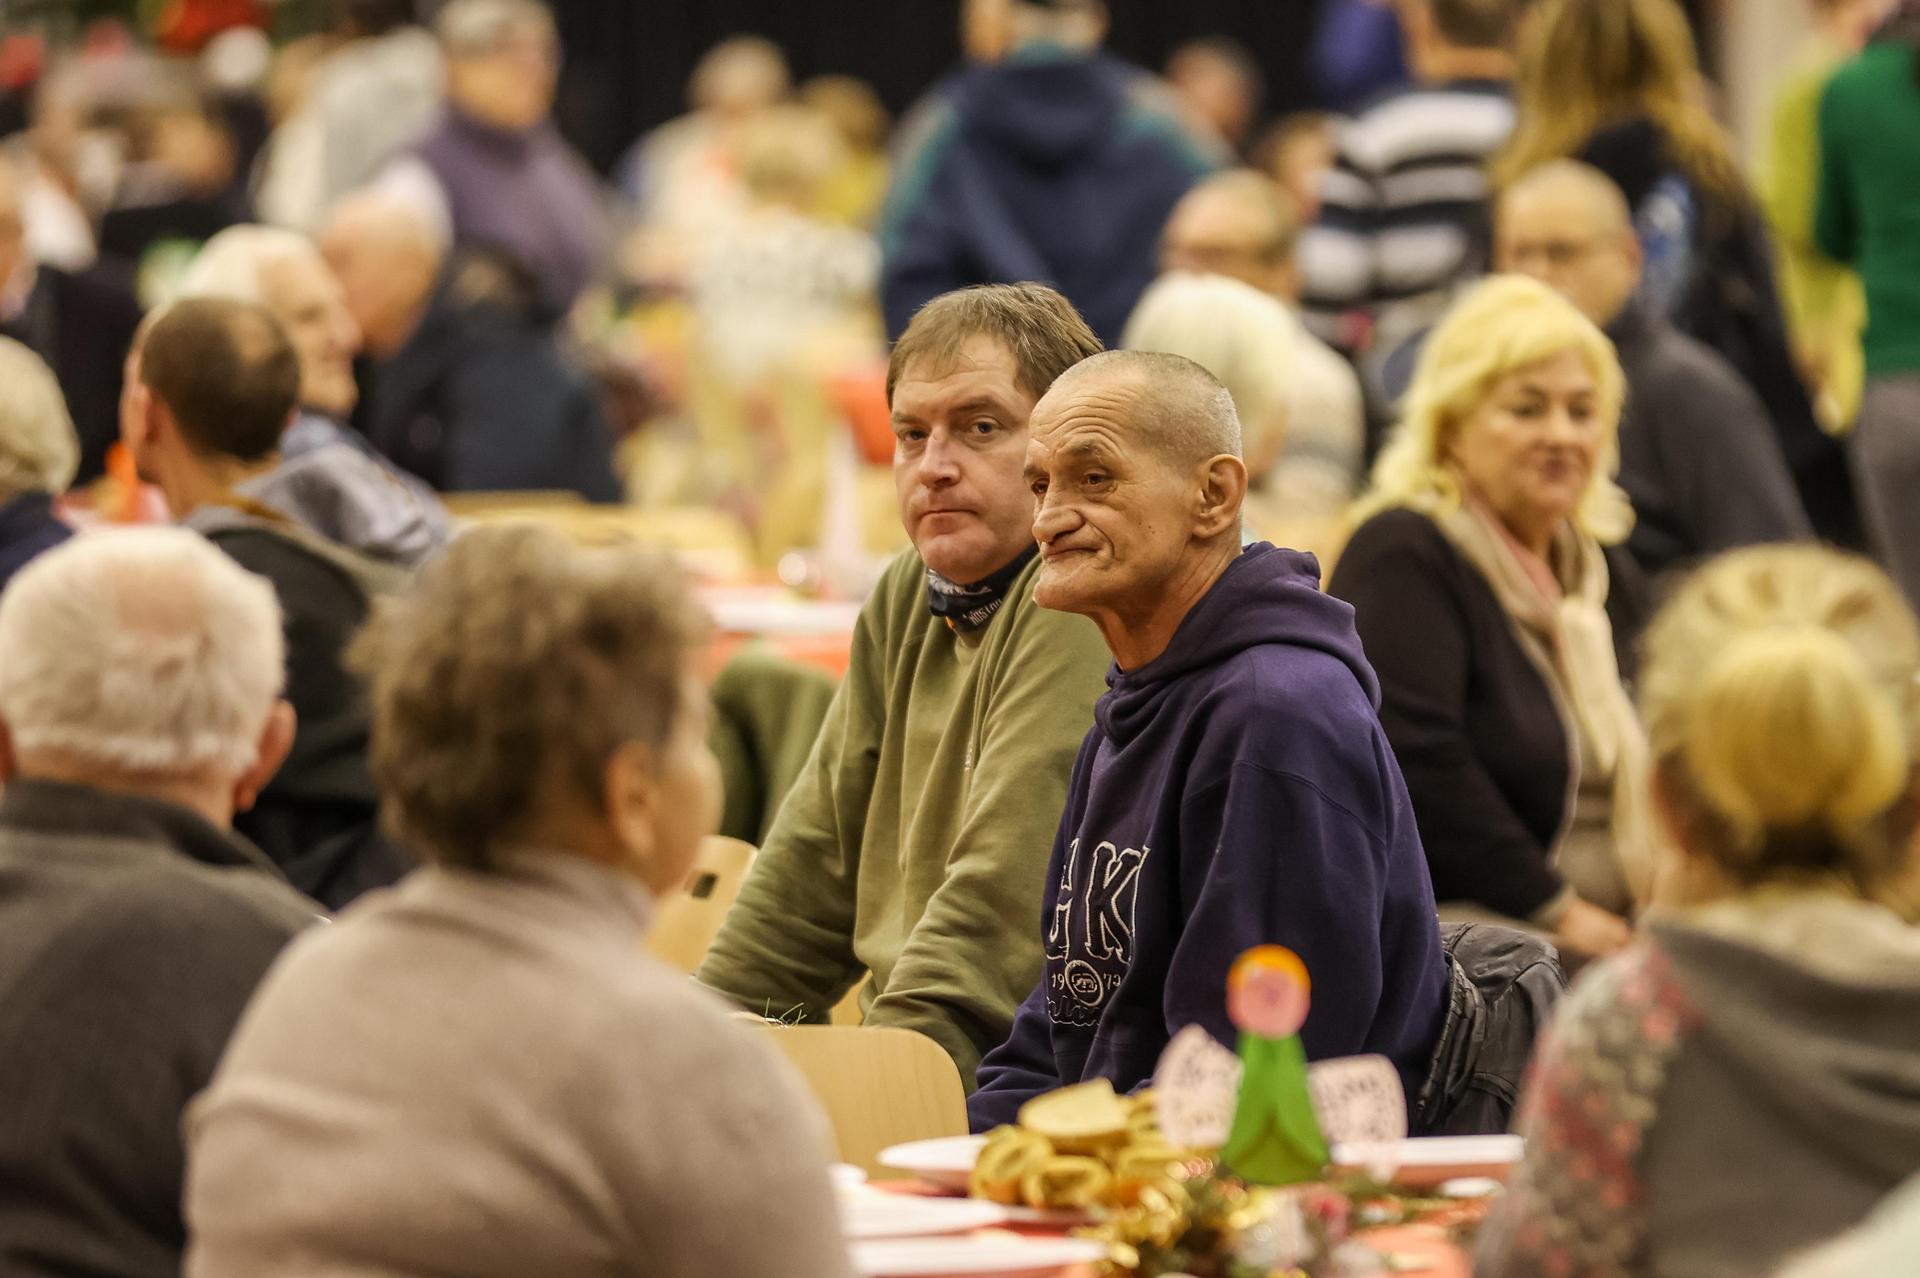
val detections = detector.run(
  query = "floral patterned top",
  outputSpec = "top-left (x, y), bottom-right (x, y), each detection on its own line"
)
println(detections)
top-left (1475, 941), bottom-right (1702, 1278)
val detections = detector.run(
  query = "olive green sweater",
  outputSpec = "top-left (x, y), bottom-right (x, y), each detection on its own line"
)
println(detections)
top-left (1818, 40), bottom-right (1920, 377)
top-left (696, 548), bottom-right (1111, 1084)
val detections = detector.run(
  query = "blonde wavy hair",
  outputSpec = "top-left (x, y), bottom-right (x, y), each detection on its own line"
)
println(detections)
top-left (1351, 274), bottom-right (1632, 543)
top-left (1492, 0), bottom-right (1746, 208)
top-left (0, 337), bottom-right (79, 499)
top-left (1640, 546), bottom-right (1920, 898)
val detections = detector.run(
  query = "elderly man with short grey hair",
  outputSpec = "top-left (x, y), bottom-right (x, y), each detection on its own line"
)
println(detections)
top-left (0, 528), bottom-right (319, 1276)
top-left (969, 349), bottom-right (1449, 1130)
top-left (178, 225), bottom-right (451, 567)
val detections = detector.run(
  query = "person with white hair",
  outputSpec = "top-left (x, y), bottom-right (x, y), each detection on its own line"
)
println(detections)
top-left (319, 189), bottom-right (621, 499)
top-left (376, 0), bottom-right (608, 320)
top-left (1124, 269), bottom-right (1360, 554)
top-left (0, 337), bottom-right (79, 591)
top-left (177, 223), bottom-right (451, 566)
top-left (0, 528), bottom-right (318, 1278)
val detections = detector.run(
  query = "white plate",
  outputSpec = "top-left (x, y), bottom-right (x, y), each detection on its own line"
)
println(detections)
top-left (839, 1192), bottom-right (1010, 1240)
top-left (876, 1135), bottom-right (988, 1192)
top-left (832, 1163), bottom-right (871, 1190)
top-left (852, 1235), bottom-right (1106, 1277)
top-left (1330, 1134), bottom-right (1525, 1187)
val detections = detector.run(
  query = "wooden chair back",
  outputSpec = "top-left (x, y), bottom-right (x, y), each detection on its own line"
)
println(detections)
top-left (759, 1025), bottom-right (968, 1177)
top-left (645, 836), bottom-right (756, 973)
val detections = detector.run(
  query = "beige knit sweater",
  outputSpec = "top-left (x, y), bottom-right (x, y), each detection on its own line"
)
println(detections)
top-left (183, 852), bottom-right (854, 1278)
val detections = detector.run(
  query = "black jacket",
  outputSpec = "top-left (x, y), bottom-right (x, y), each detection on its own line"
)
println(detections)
top-left (188, 512), bottom-right (415, 908)
top-left (0, 264), bottom-right (143, 485)
top-left (1608, 301), bottom-right (1813, 584)
top-left (0, 780), bottom-right (318, 1278)
top-left (1581, 117), bottom-right (1861, 548)
top-left (361, 256), bottom-right (621, 501)
top-left (1328, 508), bottom-right (1646, 918)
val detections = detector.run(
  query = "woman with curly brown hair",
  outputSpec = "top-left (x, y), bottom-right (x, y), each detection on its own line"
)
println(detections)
top-left (182, 525), bottom-right (854, 1278)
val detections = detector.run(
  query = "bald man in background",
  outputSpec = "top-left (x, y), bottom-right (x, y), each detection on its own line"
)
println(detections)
top-left (1498, 161), bottom-right (1811, 582)
top-left (968, 349), bottom-right (1447, 1130)
top-left (320, 191), bottom-right (620, 500)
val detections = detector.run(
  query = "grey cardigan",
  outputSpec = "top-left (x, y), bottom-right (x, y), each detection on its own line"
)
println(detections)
top-left (184, 852), bottom-right (854, 1278)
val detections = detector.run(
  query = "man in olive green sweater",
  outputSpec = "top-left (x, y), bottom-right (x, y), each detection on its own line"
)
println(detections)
top-left (697, 284), bottom-right (1113, 1084)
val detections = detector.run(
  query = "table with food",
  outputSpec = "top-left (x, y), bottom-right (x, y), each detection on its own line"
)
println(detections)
top-left (834, 947), bottom-right (1511, 1278)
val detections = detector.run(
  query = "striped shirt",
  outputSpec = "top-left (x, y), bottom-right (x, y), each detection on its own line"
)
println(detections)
top-left (1298, 79), bottom-right (1515, 355)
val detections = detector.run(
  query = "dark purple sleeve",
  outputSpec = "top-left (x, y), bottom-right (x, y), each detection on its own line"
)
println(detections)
top-left (967, 978), bottom-right (1059, 1132)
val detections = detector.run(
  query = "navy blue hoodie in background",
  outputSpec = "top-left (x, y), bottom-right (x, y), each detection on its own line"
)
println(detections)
top-left (880, 46), bottom-right (1217, 346)
top-left (969, 544), bottom-right (1448, 1129)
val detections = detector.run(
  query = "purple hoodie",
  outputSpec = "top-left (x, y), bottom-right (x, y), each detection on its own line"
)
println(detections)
top-left (969, 543), bottom-right (1447, 1128)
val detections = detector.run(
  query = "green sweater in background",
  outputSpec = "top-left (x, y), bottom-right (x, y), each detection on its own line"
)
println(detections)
top-left (1817, 40), bottom-right (1920, 378)
top-left (696, 548), bottom-right (1112, 1084)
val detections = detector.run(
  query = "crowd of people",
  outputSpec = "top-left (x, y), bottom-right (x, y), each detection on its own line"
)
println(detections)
top-left (3, 0), bottom-right (1920, 1275)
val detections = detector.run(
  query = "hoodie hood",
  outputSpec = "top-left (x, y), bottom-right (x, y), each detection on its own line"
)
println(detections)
top-left (1097, 542), bottom-right (1380, 746)
top-left (952, 46), bottom-right (1128, 169)
top-left (1652, 891), bottom-right (1920, 1185)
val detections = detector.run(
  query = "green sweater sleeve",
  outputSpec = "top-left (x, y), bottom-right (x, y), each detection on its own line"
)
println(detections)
top-left (694, 591), bottom-right (891, 1024)
top-left (1816, 74), bottom-right (1860, 267)
top-left (864, 597), bottom-right (1110, 1086)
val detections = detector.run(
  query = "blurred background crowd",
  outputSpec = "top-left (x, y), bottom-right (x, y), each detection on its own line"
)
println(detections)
top-left (3, 0), bottom-right (1848, 598)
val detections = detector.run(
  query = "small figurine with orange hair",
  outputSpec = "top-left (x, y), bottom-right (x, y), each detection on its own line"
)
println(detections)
top-left (1219, 945), bottom-right (1331, 1185)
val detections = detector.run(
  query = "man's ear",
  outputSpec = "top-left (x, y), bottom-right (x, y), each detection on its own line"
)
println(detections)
top-left (119, 380), bottom-right (154, 451)
top-left (1194, 454), bottom-right (1249, 540)
top-left (604, 739), bottom-right (667, 880)
top-left (233, 701), bottom-right (297, 814)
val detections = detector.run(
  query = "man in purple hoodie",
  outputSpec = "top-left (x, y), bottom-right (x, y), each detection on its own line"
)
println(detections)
top-left (969, 350), bottom-right (1448, 1129)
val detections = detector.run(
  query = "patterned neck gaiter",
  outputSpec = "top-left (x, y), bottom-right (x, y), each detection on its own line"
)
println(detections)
top-left (925, 544), bottom-right (1039, 633)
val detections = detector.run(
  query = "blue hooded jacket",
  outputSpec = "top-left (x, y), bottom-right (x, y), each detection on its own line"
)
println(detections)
top-left (969, 543), bottom-right (1448, 1129)
top-left (880, 48), bottom-right (1216, 346)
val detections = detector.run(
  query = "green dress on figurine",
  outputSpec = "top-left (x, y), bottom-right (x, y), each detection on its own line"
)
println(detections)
top-left (1218, 946), bottom-right (1330, 1185)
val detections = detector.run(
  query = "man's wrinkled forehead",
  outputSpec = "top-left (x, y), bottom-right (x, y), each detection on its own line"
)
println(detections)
top-left (1028, 370), bottom-right (1148, 456)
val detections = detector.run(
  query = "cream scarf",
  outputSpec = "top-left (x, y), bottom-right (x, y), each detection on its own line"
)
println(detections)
top-left (1433, 496), bottom-right (1654, 909)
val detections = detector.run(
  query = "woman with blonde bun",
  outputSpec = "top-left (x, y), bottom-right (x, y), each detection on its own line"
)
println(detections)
top-left (1479, 544), bottom-right (1920, 1278)
top-left (1328, 275), bottom-right (1651, 966)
